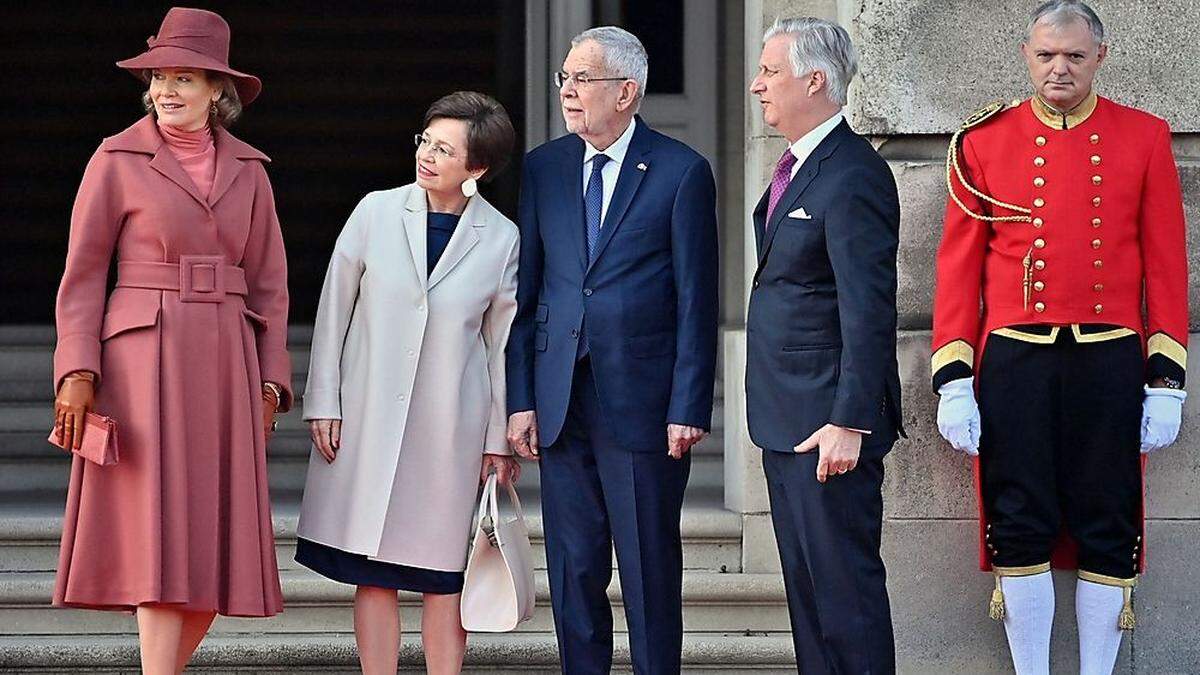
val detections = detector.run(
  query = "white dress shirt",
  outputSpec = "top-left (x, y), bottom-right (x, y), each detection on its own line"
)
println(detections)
top-left (788, 111), bottom-right (844, 180)
top-left (582, 117), bottom-right (637, 226)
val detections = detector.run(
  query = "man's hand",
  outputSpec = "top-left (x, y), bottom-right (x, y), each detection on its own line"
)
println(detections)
top-left (507, 410), bottom-right (540, 460)
top-left (309, 419), bottom-right (341, 463)
top-left (481, 453), bottom-right (522, 485)
top-left (936, 377), bottom-right (981, 456)
top-left (667, 424), bottom-right (706, 460)
top-left (1141, 385), bottom-right (1187, 454)
top-left (795, 424), bottom-right (862, 483)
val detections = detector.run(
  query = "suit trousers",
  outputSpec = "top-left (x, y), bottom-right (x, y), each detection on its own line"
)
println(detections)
top-left (762, 447), bottom-right (895, 675)
top-left (540, 357), bottom-right (691, 675)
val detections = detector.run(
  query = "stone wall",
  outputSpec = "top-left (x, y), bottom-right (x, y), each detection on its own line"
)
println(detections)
top-left (732, 1), bottom-right (1200, 672)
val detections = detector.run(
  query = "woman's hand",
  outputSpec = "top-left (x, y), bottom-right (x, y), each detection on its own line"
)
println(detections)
top-left (309, 419), bottom-right (341, 463)
top-left (481, 453), bottom-right (521, 485)
top-left (262, 384), bottom-right (280, 444)
top-left (54, 371), bottom-right (95, 451)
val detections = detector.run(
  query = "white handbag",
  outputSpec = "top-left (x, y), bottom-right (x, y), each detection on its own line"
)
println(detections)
top-left (460, 473), bottom-right (536, 632)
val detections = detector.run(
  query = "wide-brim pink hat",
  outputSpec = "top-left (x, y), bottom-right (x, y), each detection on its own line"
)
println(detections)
top-left (116, 7), bottom-right (262, 106)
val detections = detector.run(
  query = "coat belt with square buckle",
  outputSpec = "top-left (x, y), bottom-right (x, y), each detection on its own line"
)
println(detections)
top-left (115, 259), bottom-right (248, 303)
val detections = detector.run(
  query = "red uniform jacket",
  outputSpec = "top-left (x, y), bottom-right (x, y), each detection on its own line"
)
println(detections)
top-left (931, 93), bottom-right (1189, 571)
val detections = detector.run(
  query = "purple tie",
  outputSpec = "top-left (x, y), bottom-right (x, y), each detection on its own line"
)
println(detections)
top-left (765, 149), bottom-right (798, 227)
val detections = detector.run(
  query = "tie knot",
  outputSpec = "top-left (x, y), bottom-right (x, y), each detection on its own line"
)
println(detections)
top-left (590, 154), bottom-right (611, 173)
top-left (777, 149), bottom-right (797, 172)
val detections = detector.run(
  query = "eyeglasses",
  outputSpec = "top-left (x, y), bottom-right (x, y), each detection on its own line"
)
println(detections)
top-left (553, 70), bottom-right (629, 89)
top-left (414, 134), bottom-right (457, 160)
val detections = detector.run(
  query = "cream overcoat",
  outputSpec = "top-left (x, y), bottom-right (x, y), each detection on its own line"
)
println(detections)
top-left (297, 184), bottom-right (518, 571)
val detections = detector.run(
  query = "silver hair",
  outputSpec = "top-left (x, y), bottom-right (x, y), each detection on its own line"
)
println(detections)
top-left (763, 17), bottom-right (859, 107)
top-left (140, 70), bottom-right (243, 127)
top-left (1028, 0), bottom-right (1105, 44)
top-left (570, 26), bottom-right (649, 109)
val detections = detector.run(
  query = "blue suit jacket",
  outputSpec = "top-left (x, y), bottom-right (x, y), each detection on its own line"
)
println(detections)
top-left (506, 118), bottom-right (719, 452)
top-left (746, 120), bottom-right (906, 456)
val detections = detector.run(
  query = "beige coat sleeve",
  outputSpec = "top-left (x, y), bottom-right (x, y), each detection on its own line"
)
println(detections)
top-left (481, 232), bottom-right (520, 454)
top-left (303, 196), bottom-right (371, 421)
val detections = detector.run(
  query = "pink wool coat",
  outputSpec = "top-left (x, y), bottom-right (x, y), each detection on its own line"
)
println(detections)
top-left (52, 115), bottom-right (291, 616)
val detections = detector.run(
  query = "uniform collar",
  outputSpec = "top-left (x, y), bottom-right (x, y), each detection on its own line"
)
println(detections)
top-left (583, 116), bottom-right (636, 167)
top-left (1031, 90), bottom-right (1098, 130)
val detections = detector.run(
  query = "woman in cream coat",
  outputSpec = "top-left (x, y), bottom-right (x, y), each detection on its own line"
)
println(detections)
top-left (296, 92), bottom-right (521, 675)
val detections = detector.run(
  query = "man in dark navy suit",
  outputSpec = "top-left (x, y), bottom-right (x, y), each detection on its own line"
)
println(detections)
top-left (505, 25), bottom-right (718, 675)
top-left (746, 17), bottom-right (904, 675)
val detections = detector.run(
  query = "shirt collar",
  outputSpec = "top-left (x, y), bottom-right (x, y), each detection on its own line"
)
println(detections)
top-left (788, 111), bottom-right (844, 165)
top-left (584, 117), bottom-right (637, 167)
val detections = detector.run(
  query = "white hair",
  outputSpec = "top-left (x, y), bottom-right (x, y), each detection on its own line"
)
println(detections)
top-left (1029, 0), bottom-right (1105, 44)
top-left (571, 26), bottom-right (649, 109)
top-left (764, 17), bottom-right (858, 107)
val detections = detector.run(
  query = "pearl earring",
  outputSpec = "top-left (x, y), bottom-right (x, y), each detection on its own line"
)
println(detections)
top-left (461, 177), bottom-right (478, 198)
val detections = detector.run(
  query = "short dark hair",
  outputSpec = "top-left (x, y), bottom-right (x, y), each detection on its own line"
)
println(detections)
top-left (423, 91), bottom-right (515, 183)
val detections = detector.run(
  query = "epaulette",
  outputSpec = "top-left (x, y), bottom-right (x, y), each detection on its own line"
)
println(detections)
top-left (946, 99), bottom-right (1031, 224)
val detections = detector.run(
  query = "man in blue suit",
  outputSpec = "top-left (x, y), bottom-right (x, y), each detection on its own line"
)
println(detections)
top-left (505, 26), bottom-right (718, 675)
top-left (746, 18), bottom-right (905, 674)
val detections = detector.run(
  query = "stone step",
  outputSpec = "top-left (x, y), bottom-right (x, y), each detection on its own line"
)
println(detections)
top-left (0, 569), bottom-right (787, 636)
top-left (0, 632), bottom-right (796, 673)
top-left (0, 489), bottom-right (743, 575)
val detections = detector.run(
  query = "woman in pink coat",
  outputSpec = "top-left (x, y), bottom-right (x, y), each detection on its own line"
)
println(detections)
top-left (50, 8), bottom-right (290, 673)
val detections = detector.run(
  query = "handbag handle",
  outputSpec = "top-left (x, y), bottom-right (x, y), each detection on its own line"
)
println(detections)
top-left (476, 473), bottom-right (529, 533)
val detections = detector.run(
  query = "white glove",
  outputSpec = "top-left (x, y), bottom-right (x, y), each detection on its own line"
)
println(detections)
top-left (1141, 386), bottom-right (1186, 454)
top-left (937, 376), bottom-right (981, 456)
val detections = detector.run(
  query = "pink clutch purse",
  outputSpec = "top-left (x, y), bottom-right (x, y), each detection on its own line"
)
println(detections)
top-left (48, 413), bottom-right (120, 466)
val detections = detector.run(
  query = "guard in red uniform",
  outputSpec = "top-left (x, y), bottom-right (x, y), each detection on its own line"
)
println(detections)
top-left (931, 2), bottom-right (1188, 673)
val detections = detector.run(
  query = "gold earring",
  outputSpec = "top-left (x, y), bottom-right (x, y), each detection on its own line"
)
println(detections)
top-left (209, 102), bottom-right (218, 116)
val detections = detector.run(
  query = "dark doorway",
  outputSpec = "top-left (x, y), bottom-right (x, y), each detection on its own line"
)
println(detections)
top-left (0, 1), bottom-right (526, 323)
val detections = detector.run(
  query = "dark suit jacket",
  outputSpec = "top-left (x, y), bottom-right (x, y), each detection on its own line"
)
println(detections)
top-left (745, 119), bottom-right (905, 456)
top-left (506, 118), bottom-right (719, 452)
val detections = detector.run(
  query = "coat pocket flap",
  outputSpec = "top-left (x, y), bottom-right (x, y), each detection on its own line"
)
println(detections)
top-left (535, 304), bottom-right (549, 323)
top-left (242, 308), bottom-right (270, 331)
top-left (627, 333), bottom-right (675, 357)
top-left (100, 304), bottom-right (161, 341)
top-left (534, 330), bottom-right (549, 352)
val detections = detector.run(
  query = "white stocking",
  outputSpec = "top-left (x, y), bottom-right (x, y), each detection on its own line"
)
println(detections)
top-left (1000, 572), bottom-right (1054, 675)
top-left (1076, 578), bottom-right (1126, 675)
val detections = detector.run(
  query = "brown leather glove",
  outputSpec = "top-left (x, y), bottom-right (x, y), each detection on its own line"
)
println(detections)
top-left (263, 383), bottom-right (281, 443)
top-left (54, 371), bottom-right (95, 451)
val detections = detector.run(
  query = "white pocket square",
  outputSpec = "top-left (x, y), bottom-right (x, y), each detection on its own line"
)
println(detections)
top-left (788, 207), bottom-right (813, 220)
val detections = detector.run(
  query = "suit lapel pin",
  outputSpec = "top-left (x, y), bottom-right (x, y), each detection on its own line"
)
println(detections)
top-left (637, 162), bottom-right (648, 171)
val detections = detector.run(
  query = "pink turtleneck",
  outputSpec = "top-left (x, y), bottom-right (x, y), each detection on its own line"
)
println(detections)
top-left (157, 120), bottom-right (217, 200)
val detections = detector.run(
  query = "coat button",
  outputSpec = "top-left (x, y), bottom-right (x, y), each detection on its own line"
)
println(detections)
top-left (1095, 304), bottom-right (1104, 314)
top-left (1092, 218), bottom-right (1102, 227)
top-left (1094, 260), bottom-right (1103, 269)
top-left (1033, 217), bottom-right (1044, 227)
top-left (418, 305), bottom-right (426, 312)
top-left (1092, 239), bottom-right (1102, 249)
top-left (1033, 238), bottom-right (1046, 249)
top-left (1034, 198), bottom-right (1045, 208)
top-left (407, 350), bottom-right (415, 358)
top-left (1034, 281), bottom-right (1045, 292)
top-left (1090, 133), bottom-right (1100, 144)
top-left (1034, 156), bottom-right (1046, 167)
top-left (1034, 177), bottom-right (1045, 187)
top-left (1034, 259), bottom-right (1046, 270)
top-left (1035, 136), bottom-right (1047, 146)
top-left (1091, 155), bottom-right (1101, 165)
top-left (583, 288), bottom-right (593, 296)
top-left (1034, 302), bottom-right (1046, 313)
top-left (1093, 196), bottom-right (1102, 207)
top-left (570, 329), bottom-right (579, 338)
top-left (1092, 175), bottom-right (1102, 186)
top-left (1094, 284), bottom-right (1104, 292)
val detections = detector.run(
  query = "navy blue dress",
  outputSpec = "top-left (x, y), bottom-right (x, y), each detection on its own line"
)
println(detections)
top-left (296, 211), bottom-right (464, 594)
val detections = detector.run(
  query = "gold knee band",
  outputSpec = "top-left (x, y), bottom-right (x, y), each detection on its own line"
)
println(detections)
top-left (1078, 570), bottom-right (1138, 631)
top-left (988, 563), bottom-right (1052, 621)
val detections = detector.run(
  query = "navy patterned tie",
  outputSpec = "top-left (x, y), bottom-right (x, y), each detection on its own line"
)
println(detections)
top-left (578, 154), bottom-right (609, 361)
top-left (585, 154), bottom-right (610, 262)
